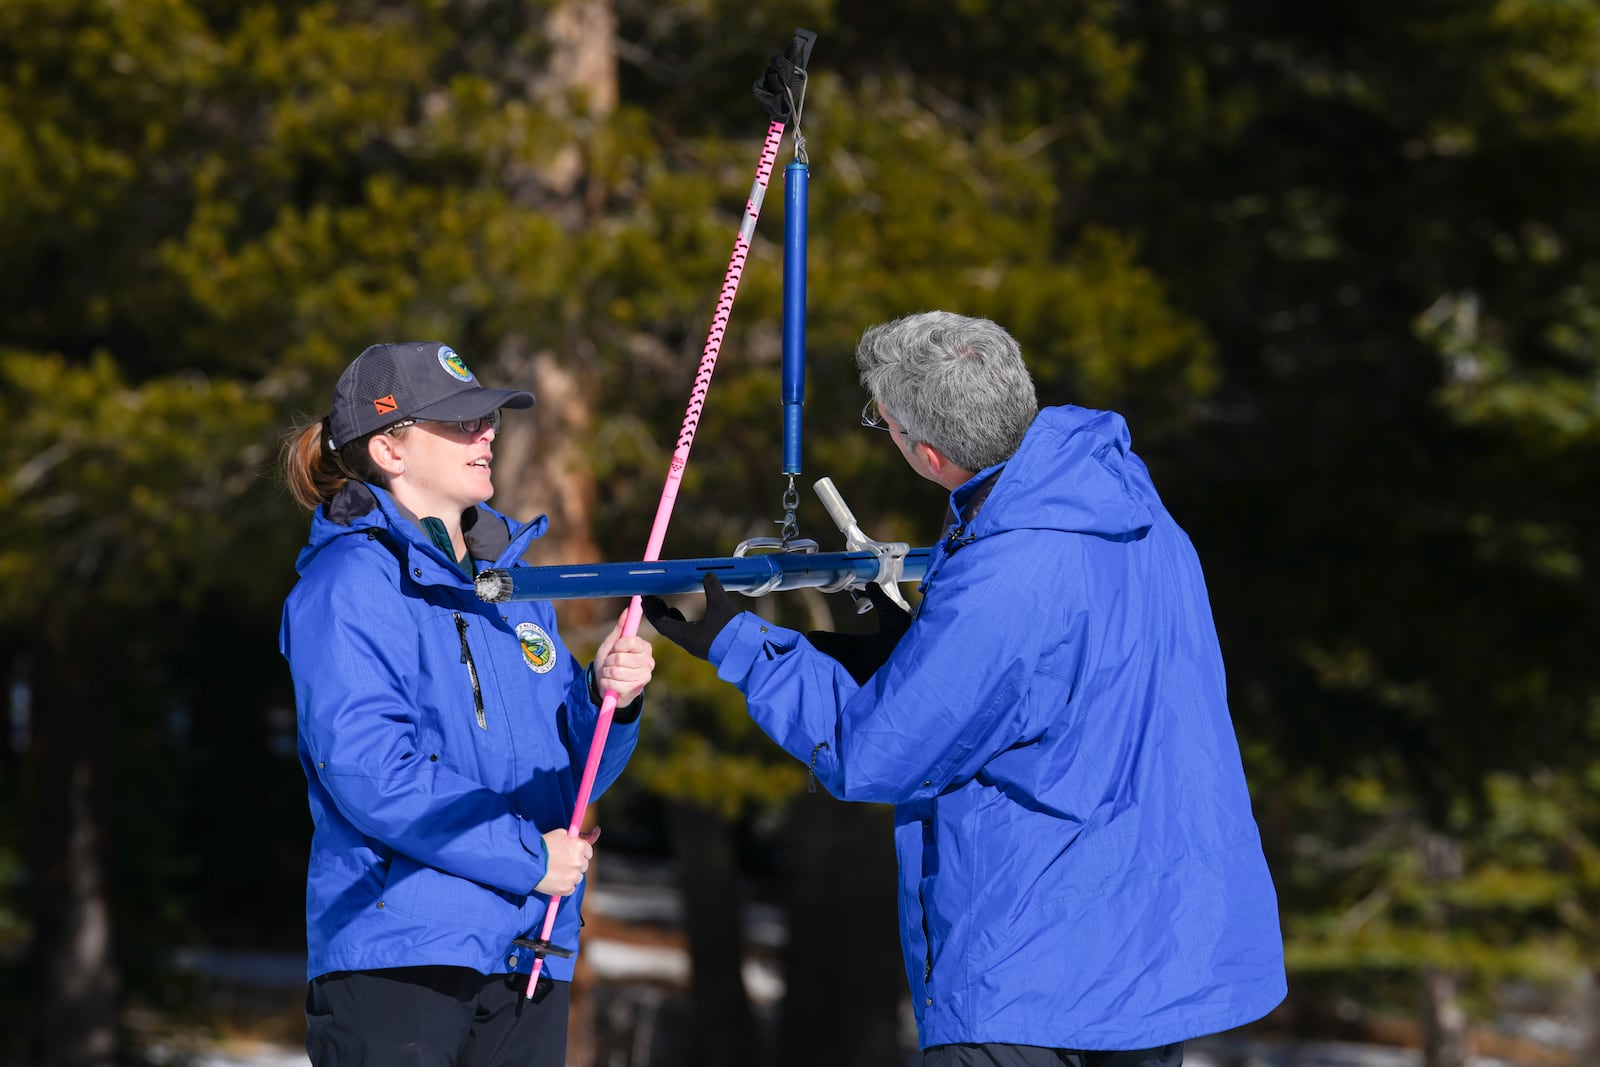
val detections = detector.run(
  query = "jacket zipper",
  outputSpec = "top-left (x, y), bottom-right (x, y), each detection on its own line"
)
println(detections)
top-left (921, 820), bottom-right (934, 992)
top-left (454, 613), bottom-right (487, 729)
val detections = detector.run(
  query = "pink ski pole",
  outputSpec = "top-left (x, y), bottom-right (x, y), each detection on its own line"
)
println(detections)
top-left (519, 82), bottom-right (805, 998)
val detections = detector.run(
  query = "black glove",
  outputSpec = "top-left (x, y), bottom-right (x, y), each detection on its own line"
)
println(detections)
top-left (806, 583), bottom-right (914, 685)
top-left (641, 574), bottom-right (742, 661)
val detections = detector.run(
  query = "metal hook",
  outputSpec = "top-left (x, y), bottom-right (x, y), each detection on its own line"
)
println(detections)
top-left (785, 74), bottom-right (809, 163)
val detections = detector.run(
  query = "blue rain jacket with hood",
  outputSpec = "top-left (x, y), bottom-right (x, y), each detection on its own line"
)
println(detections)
top-left (707, 405), bottom-right (1286, 1050)
top-left (280, 481), bottom-right (639, 983)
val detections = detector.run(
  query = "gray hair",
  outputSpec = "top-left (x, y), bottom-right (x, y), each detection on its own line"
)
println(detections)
top-left (855, 311), bottom-right (1038, 472)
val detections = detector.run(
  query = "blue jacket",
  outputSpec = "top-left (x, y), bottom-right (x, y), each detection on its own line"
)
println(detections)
top-left (710, 405), bottom-right (1286, 1049)
top-left (279, 482), bottom-right (638, 982)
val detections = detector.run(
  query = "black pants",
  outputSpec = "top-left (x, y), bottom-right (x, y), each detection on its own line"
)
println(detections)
top-left (306, 966), bottom-right (569, 1067)
top-left (923, 1042), bottom-right (1183, 1067)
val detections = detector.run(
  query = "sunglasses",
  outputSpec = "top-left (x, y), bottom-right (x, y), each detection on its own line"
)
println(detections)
top-left (385, 410), bottom-right (502, 436)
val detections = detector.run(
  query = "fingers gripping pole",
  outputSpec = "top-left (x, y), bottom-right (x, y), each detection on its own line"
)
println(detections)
top-left (523, 117), bottom-right (790, 1000)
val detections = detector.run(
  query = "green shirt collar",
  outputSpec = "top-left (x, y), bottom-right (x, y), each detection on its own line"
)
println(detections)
top-left (420, 516), bottom-right (473, 576)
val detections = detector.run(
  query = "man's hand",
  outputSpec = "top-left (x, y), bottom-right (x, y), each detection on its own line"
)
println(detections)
top-left (641, 574), bottom-right (742, 661)
top-left (535, 825), bottom-right (600, 897)
top-left (806, 582), bottom-right (914, 684)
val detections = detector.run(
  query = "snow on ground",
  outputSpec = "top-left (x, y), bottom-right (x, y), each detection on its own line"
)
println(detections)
top-left (167, 1036), bottom-right (1539, 1067)
top-left (155, 855), bottom-right (1578, 1067)
top-left (170, 1048), bottom-right (309, 1067)
top-left (582, 937), bottom-right (784, 1004)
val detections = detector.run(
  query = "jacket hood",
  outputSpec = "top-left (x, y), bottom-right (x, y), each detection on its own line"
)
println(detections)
top-left (294, 482), bottom-right (548, 576)
top-left (958, 405), bottom-right (1157, 541)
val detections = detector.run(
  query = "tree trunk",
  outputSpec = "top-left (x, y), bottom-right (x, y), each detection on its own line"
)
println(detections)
top-left (668, 799), bottom-right (765, 1067)
top-left (493, 0), bottom-right (617, 634)
top-left (1422, 969), bottom-right (1468, 1067)
top-left (26, 640), bottom-right (124, 1066)
top-left (492, 344), bottom-right (601, 566)
top-left (778, 792), bottom-right (905, 1067)
top-left (1419, 831), bottom-right (1468, 1067)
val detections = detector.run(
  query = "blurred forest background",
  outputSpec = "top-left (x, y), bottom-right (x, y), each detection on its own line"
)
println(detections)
top-left (2, 1), bottom-right (1599, 1065)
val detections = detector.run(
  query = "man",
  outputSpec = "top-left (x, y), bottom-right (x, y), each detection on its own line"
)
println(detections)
top-left (643, 311), bottom-right (1286, 1066)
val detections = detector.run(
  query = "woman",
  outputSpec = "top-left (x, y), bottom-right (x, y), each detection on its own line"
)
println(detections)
top-left (279, 341), bottom-right (654, 1066)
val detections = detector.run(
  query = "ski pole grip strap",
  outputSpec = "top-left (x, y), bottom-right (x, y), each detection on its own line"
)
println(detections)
top-left (754, 28), bottom-right (817, 121)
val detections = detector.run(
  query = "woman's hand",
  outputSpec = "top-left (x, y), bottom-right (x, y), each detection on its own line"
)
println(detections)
top-left (535, 825), bottom-right (600, 897)
top-left (593, 609), bottom-right (656, 706)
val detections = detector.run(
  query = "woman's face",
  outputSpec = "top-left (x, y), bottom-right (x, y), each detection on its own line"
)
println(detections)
top-left (378, 417), bottom-right (499, 519)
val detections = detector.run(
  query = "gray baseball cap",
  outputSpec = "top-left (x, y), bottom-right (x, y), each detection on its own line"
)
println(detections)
top-left (328, 342), bottom-right (534, 449)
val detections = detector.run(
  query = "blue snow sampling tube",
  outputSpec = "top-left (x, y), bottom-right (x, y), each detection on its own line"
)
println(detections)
top-left (782, 159), bottom-right (808, 476)
top-left (475, 547), bottom-right (932, 604)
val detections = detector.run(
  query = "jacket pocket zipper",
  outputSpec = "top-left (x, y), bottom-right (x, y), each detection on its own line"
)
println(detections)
top-left (454, 613), bottom-right (487, 729)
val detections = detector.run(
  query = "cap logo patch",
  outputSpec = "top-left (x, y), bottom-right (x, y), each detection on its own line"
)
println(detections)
top-left (438, 346), bottom-right (474, 383)
top-left (373, 394), bottom-right (398, 415)
top-left (516, 622), bottom-right (556, 673)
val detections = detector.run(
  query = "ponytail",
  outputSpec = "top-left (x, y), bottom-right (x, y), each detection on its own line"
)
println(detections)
top-left (281, 416), bottom-right (394, 511)
top-left (280, 417), bottom-right (342, 511)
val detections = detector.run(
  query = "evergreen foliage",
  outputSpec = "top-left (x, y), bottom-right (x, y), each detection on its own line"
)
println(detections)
top-left (1, 1), bottom-right (1596, 1062)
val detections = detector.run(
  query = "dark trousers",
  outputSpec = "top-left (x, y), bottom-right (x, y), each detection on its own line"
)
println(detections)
top-left (306, 966), bottom-right (569, 1067)
top-left (923, 1042), bottom-right (1183, 1067)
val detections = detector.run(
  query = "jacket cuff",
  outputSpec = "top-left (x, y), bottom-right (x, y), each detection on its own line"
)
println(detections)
top-left (711, 613), bottom-right (792, 684)
top-left (588, 662), bottom-right (645, 724)
top-left (519, 819), bottom-right (550, 892)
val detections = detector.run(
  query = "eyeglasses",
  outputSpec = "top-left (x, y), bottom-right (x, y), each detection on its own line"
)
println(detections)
top-left (861, 399), bottom-right (891, 431)
top-left (386, 410), bottom-right (502, 436)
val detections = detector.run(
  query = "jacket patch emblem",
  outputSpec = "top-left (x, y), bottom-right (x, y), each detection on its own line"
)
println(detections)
top-left (438, 346), bottom-right (474, 383)
top-left (372, 394), bottom-right (398, 415)
top-left (516, 622), bottom-right (556, 673)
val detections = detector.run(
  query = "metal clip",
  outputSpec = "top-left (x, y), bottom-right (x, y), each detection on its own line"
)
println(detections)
top-left (733, 534), bottom-right (820, 595)
top-left (780, 474), bottom-right (803, 547)
top-left (812, 477), bottom-right (911, 611)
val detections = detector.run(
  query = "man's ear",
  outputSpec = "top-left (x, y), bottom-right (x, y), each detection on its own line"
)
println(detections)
top-left (367, 432), bottom-right (406, 478)
top-left (912, 440), bottom-right (977, 491)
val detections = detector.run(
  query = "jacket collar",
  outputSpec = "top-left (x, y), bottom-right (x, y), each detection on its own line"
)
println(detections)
top-left (942, 468), bottom-right (1003, 552)
top-left (315, 481), bottom-right (546, 574)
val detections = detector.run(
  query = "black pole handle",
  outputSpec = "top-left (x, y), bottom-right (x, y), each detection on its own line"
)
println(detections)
top-left (754, 28), bottom-right (817, 122)
top-left (785, 28), bottom-right (818, 69)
